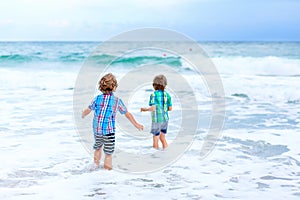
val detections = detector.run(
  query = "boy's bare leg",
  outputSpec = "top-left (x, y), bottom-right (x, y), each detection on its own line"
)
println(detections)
top-left (104, 154), bottom-right (112, 170)
top-left (94, 148), bottom-right (102, 167)
top-left (159, 133), bottom-right (168, 149)
top-left (153, 135), bottom-right (159, 149)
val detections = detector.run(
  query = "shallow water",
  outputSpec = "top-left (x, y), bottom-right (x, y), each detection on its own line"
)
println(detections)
top-left (1, 42), bottom-right (300, 199)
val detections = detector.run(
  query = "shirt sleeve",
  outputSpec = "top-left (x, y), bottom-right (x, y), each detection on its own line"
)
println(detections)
top-left (167, 92), bottom-right (172, 107)
top-left (88, 96), bottom-right (98, 110)
top-left (117, 98), bottom-right (128, 114)
top-left (149, 94), bottom-right (155, 106)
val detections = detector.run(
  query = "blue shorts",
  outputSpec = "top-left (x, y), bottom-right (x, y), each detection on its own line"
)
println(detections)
top-left (150, 121), bottom-right (168, 136)
top-left (93, 133), bottom-right (115, 155)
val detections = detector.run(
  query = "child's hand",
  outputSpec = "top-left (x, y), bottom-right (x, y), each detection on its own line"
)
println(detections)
top-left (141, 106), bottom-right (155, 112)
top-left (140, 108), bottom-right (148, 112)
top-left (135, 123), bottom-right (144, 131)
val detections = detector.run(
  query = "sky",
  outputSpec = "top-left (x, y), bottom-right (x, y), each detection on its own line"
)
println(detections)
top-left (0, 0), bottom-right (299, 41)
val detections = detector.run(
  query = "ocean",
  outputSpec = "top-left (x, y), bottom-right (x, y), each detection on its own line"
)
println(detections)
top-left (0, 41), bottom-right (300, 199)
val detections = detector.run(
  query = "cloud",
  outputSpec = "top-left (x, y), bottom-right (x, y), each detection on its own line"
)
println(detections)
top-left (0, 0), bottom-right (299, 41)
top-left (0, 19), bottom-right (13, 25)
top-left (48, 20), bottom-right (71, 28)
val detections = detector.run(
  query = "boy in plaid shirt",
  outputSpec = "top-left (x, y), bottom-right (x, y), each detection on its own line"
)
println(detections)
top-left (141, 75), bottom-right (172, 149)
top-left (82, 73), bottom-right (143, 170)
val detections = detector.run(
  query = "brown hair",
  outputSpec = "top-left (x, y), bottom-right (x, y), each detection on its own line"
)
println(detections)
top-left (98, 73), bottom-right (118, 94)
top-left (152, 74), bottom-right (167, 91)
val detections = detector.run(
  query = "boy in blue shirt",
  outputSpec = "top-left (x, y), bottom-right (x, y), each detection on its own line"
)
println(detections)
top-left (82, 73), bottom-right (143, 170)
top-left (141, 74), bottom-right (172, 149)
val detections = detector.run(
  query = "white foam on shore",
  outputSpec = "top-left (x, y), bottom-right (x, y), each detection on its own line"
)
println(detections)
top-left (1, 44), bottom-right (300, 199)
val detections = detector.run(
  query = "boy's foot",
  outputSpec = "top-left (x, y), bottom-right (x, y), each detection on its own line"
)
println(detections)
top-left (86, 163), bottom-right (100, 172)
top-left (104, 164), bottom-right (112, 170)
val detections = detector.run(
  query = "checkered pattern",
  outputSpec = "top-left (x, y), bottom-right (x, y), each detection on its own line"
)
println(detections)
top-left (89, 93), bottom-right (127, 135)
top-left (149, 90), bottom-right (172, 123)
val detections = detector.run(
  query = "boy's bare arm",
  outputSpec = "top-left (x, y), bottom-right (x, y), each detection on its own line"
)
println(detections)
top-left (125, 112), bottom-right (144, 131)
top-left (140, 105), bottom-right (156, 112)
top-left (168, 106), bottom-right (172, 111)
top-left (82, 108), bottom-right (92, 118)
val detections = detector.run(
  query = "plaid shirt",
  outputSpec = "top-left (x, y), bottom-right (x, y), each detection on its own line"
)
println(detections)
top-left (149, 90), bottom-right (172, 123)
top-left (89, 93), bottom-right (127, 135)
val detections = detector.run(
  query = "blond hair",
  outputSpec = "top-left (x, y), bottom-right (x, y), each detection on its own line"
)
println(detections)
top-left (98, 73), bottom-right (118, 94)
top-left (152, 74), bottom-right (167, 91)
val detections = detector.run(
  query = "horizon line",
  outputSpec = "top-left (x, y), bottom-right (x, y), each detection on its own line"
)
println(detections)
top-left (0, 40), bottom-right (300, 43)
